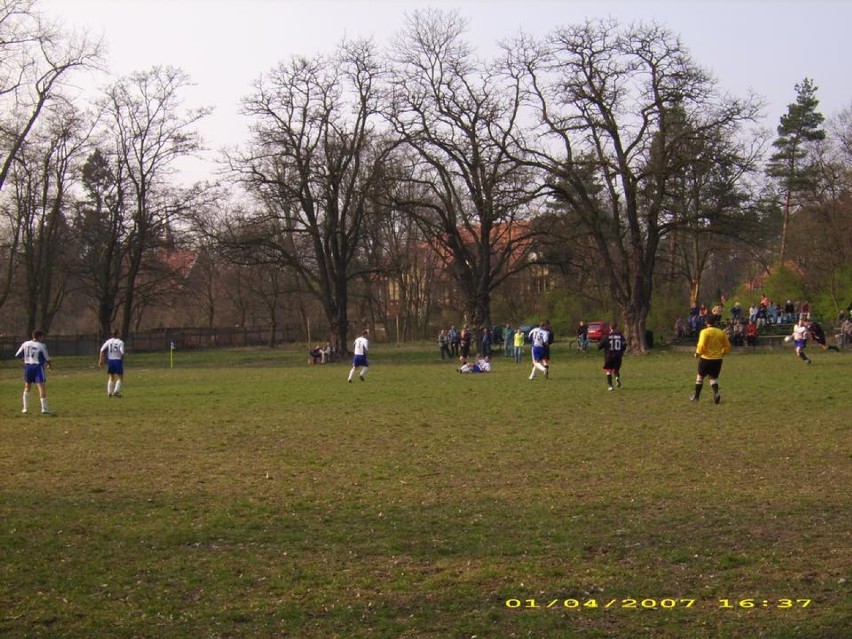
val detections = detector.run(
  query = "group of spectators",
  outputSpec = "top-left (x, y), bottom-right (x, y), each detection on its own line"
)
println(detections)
top-left (438, 324), bottom-right (490, 372)
top-left (725, 318), bottom-right (760, 348)
top-left (438, 325), bottom-right (475, 362)
top-left (676, 303), bottom-right (724, 338)
top-left (676, 297), bottom-right (813, 339)
top-left (675, 295), bottom-right (852, 349)
top-left (743, 296), bottom-right (810, 326)
top-left (438, 322), bottom-right (545, 367)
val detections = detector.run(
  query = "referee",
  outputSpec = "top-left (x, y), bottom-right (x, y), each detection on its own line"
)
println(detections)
top-left (689, 315), bottom-right (731, 404)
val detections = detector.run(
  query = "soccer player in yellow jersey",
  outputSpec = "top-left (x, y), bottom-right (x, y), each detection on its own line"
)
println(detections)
top-left (690, 314), bottom-right (731, 404)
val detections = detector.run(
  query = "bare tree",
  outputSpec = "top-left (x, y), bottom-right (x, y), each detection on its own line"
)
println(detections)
top-left (6, 103), bottom-right (91, 333)
top-left (227, 39), bottom-right (395, 352)
top-left (242, 262), bottom-right (290, 347)
top-left (655, 108), bottom-right (766, 307)
top-left (832, 103), bottom-right (852, 163)
top-left (73, 148), bottom-right (128, 338)
top-left (785, 105), bottom-right (852, 317)
top-left (504, 20), bottom-right (761, 350)
top-left (99, 66), bottom-right (212, 337)
top-left (359, 194), bottom-right (441, 340)
top-left (191, 241), bottom-right (219, 329)
top-left (0, 0), bottom-right (99, 313)
top-left (386, 9), bottom-right (540, 330)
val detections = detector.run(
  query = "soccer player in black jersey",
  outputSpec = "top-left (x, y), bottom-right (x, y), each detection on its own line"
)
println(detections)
top-left (598, 322), bottom-right (627, 391)
top-left (804, 318), bottom-right (840, 352)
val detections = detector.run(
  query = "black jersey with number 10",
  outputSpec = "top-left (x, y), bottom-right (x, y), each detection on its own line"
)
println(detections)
top-left (600, 331), bottom-right (626, 355)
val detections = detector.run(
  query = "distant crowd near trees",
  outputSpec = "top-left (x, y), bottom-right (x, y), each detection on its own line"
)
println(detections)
top-left (1, 1), bottom-right (850, 353)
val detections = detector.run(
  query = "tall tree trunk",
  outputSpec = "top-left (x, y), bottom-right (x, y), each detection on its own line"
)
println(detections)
top-left (620, 261), bottom-right (654, 353)
top-left (98, 300), bottom-right (115, 341)
top-left (689, 279), bottom-right (701, 308)
top-left (327, 283), bottom-right (350, 355)
top-left (778, 188), bottom-right (792, 268)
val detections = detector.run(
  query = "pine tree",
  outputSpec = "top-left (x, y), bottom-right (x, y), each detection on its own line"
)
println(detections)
top-left (766, 78), bottom-right (826, 268)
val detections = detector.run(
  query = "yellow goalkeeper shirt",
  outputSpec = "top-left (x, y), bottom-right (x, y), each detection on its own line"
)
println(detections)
top-left (695, 326), bottom-right (732, 360)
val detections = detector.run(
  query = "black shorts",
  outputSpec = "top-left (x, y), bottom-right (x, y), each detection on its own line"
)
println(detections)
top-left (697, 358), bottom-right (723, 379)
top-left (603, 354), bottom-right (623, 371)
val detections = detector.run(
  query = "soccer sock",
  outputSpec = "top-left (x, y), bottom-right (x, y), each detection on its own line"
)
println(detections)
top-left (348, 368), bottom-right (355, 382)
top-left (22, 391), bottom-right (29, 411)
top-left (529, 366), bottom-right (536, 379)
top-left (711, 382), bottom-right (719, 396)
top-left (114, 381), bottom-right (122, 394)
top-left (535, 362), bottom-right (547, 372)
top-left (694, 381), bottom-right (703, 398)
top-left (798, 351), bottom-right (810, 362)
top-left (40, 397), bottom-right (48, 412)
top-left (606, 373), bottom-right (613, 387)
top-left (107, 380), bottom-right (114, 395)
top-left (360, 367), bottom-right (368, 379)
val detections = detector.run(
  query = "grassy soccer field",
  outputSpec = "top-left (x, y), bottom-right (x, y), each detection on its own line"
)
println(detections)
top-left (0, 344), bottom-right (849, 638)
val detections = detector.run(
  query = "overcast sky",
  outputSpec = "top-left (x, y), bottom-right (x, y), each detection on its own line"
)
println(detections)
top-left (41, 0), bottom-right (851, 181)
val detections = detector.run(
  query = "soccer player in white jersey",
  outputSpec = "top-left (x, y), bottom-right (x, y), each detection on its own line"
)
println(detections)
top-left (528, 321), bottom-right (550, 380)
top-left (792, 319), bottom-right (811, 365)
top-left (99, 330), bottom-right (126, 397)
top-left (459, 356), bottom-right (492, 373)
top-left (14, 329), bottom-right (53, 414)
top-left (348, 330), bottom-right (370, 382)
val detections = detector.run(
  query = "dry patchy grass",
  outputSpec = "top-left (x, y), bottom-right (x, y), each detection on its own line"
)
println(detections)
top-left (0, 344), bottom-right (849, 638)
